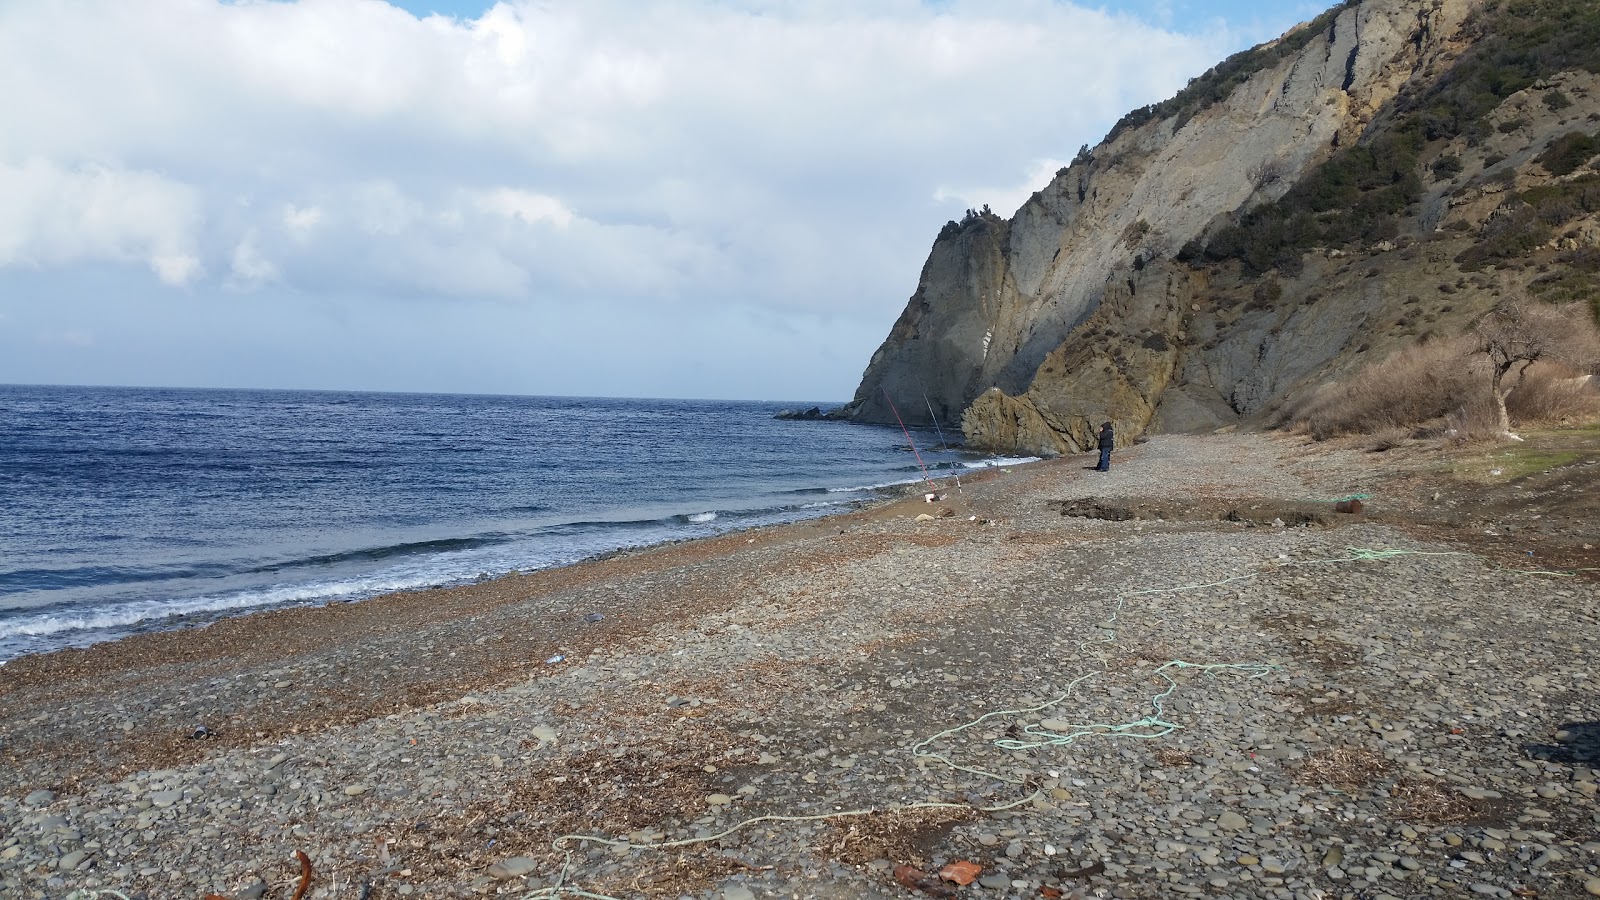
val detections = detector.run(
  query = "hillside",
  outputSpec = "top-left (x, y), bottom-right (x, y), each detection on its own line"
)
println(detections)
top-left (835, 0), bottom-right (1600, 456)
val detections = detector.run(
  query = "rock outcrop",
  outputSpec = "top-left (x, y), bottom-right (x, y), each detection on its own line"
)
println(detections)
top-left (835, 0), bottom-right (1509, 451)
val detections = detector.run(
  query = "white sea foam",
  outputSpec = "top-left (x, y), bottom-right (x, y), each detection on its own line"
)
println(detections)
top-left (962, 455), bottom-right (1042, 469)
top-left (687, 512), bottom-right (717, 523)
top-left (0, 571), bottom-right (453, 642)
top-left (826, 476), bottom-right (924, 493)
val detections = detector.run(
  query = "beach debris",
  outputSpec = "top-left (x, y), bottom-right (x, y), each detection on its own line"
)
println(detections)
top-left (1334, 498), bottom-right (1365, 514)
top-left (938, 860), bottom-right (982, 885)
top-left (936, 507), bottom-right (956, 518)
top-left (190, 725), bottom-right (216, 740)
top-left (915, 513), bottom-right (936, 522)
top-left (545, 654), bottom-right (565, 665)
top-left (583, 612), bottom-right (604, 623)
top-left (924, 492), bottom-right (937, 503)
top-left (893, 864), bottom-right (958, 897)
top-left (291, 850), bottom-right (313, 900)
top-left (1040, 887), bottom-right (1064, 899)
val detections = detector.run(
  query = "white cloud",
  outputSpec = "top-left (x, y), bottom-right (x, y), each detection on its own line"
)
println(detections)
top-left (0, 0), bottom-right (1300, 396)
top-left (229, 235), bottom-right (279, 287)
top-left (935, 157), bottom-right (1075, 219)
top-left (283, 205), bottom-right (326, 242)
top-left (0, 158), bottom-right (202, 285)
top-left (474, 189), bottom-right (575, 229)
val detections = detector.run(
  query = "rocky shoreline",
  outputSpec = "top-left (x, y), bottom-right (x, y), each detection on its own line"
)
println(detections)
top-left (2, 433), bottom-right (1597, 900)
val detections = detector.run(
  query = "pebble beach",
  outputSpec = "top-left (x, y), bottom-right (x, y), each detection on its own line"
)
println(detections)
top-left (2, 433), bottom-right (1598, 900)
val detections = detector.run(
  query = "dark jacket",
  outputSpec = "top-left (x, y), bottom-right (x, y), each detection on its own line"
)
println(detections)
top-left (1097, 425), bottom-right (1114, 451)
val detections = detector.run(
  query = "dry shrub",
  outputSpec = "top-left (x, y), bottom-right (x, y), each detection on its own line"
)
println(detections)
top-left (1153, 748), bottom-right (1196, 767)
top-left (1292, 337), bottom-right (1483, 440)
top-left (1441, 392), bottom-right (1506, 444)
top-left (1505, 362), bottom-right (1600, 425)
top-left (1296, 746), bottom-right (1392, 788)
top-left (1362, 426), bottom-right (1412, 452)
top-left (818, 806), bottom-right (977, 867)
top-left (1388, 778), bottom-right (1502, 825)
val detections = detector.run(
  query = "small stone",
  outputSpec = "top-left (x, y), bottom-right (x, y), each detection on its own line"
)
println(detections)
top-left (978, 874), bottom-right (1009, 889)
top-left (343, 784), bottom-right (369, 796)
top-left (706, 794), bottom-right (733, 806)
top-left (1238, 855), bottom-right (1260, 866)
top-left (487, 857), bottom-right (538, 880)
top-left (1459, 787), bottom-right (1501, 800)
top-left (722, 887), bottom-right (756, 900)
top-left (1216, 811), bottom-right (1248, 831)
top-left (57, 850), bottom-right (88, 871)
top-left (1584, 877), bottom-right (1600, 896)
top-left (149, 789), bottom-right (183, 808)
top-left (237, 884), bottom-right (268, 900)
top-left (1469, 884), bottom-right (1500, 896)
top-left (23, 790), bottom-right (56, 807)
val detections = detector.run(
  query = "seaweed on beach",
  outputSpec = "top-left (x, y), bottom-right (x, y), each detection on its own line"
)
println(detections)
top-left (817, 806), bottom-right (977, 868)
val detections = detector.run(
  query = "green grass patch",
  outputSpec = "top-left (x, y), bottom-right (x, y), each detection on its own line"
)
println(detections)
top-left (1448, 447), bottom-right (1584, 482)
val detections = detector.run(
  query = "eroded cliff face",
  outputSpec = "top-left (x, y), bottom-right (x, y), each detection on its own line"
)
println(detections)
top-left (837, 0), bottom-right (1480, 444)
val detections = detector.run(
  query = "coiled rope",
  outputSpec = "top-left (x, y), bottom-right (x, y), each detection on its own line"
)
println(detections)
top-left (521, 546), bottom-right (1493, 897)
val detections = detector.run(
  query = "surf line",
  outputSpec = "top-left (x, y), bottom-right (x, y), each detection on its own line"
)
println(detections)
top-left (882, 388), bottom-right (938, 496)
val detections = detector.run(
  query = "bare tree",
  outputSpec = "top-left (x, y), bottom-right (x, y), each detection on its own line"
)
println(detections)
top-left (1473, 300), bottom-right (1600, 436)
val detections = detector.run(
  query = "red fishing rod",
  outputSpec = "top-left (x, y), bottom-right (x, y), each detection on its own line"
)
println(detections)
top-left (883, 389), bottom-right (938, 495)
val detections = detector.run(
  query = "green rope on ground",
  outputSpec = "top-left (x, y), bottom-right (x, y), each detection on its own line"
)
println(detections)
top-left (997, 662), bottom-right (1279, 753)
top-left (520, 539), bottom-right (1531, 898)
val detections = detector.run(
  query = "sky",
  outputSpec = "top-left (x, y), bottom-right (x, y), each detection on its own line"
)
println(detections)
top-left (0, 0), bottom-right (1328, 402)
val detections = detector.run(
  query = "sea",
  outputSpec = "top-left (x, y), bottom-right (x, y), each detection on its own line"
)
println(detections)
top-left (0, 385), bottom-right (1033, 663)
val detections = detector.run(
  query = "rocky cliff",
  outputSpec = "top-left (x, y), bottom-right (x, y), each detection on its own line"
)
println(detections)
top-left (836, 0), bottom-right (1600, 454)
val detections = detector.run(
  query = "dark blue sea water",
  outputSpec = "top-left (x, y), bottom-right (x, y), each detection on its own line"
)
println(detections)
top-left (0, 385), bottom-right (1033, 662)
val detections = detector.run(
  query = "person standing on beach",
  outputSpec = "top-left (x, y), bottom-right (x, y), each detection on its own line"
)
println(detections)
top-left (1095, 421), bottom-right (1114, 471)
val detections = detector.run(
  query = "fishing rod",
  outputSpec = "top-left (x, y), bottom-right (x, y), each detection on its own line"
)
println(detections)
top-left (882, 389), bottom-right (939, 496)
top-left (922, 390), bottom-right (963, 495)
